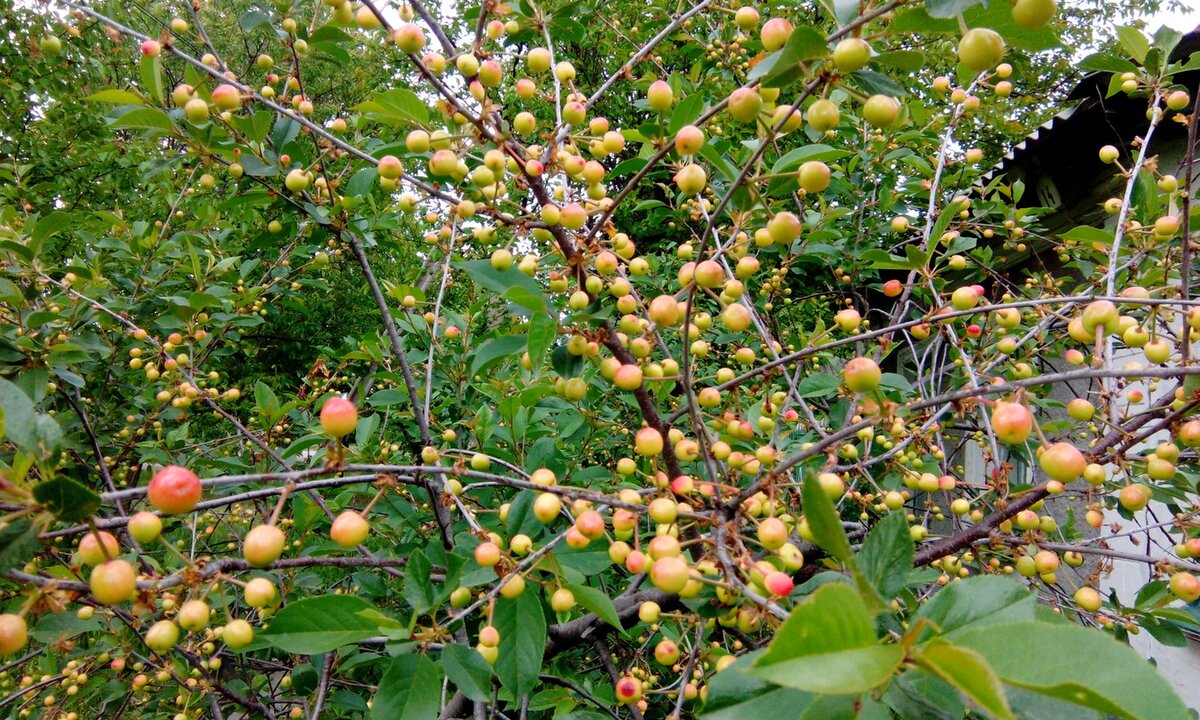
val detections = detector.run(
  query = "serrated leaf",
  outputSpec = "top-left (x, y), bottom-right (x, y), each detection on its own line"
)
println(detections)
top-left (33, 477), bottom-right (98, 522)
top-left (493, 589), bottom-right (546, 700)
top-left (456, 259), bottom-right (547, 309)
top-left (551, 344), bottom-right (583, 378)
top-left (701, 650), bottom-right (816, 719)
top-left (85, 89), bottom-right (145, 105)
top-left (1078, 52), bottom-right (1141, 75)
top-left (139, 54), bottom-right (163, 105)
top-left (30, 612), bottom-right (103, 644)
top-left (912, 575), bottom-right (1037, 642)
top-left (803, 473), bottom-right (885, 612)
top-left (955, 621), bottom-right (1189, 720)
top-left (801, 472), bottom-right (854, 566)
top-left (563, 582), bottom-right (621, 630)
top-left (857, 511), bottom-right (912, 600)
top-left (442, 643), bottom-right (494, 702)
top-left (1116, 26), bottom-right (1149, 63)
top-left (110, 107), bottom-right (174, 134)
top-left (915, 641), bottom-right (1014, 720)
top-left (0, 378), bottom-right (31, 451)
top-left (668, 93), bottom-right (706, 135)
top-left (749, 25), bottom-right (828, 88)
top-left (371, 654), bottom-right (441, 720)
top-left (402, 549), bottom-right (436, 616)
top-left (255, 382), bottom-right (280, 416)
top-left (527, 313), bottom-right (556, 369)
top-left (469, 335), bottom-right (527, 377)
top-left (770, 144), bottom-right (850, 175)
top-left (0, 520), bottom-right (40, 575)
top-left (259, 595), bottom-right (382, 653)
top-left (353, 88), bottom-right (429, 126)
top-left (925, 0), bottom-right (987, 18)
top-left (501, 285), bottom-right (547, 313)
top-left (886, 669), bottom-right (969, 720)
top-left (752, 583), bottom-right (904, 694)
top-left (797, 373), bottom-right (840, 398)
top-left (832, 0), bottom-right (859, 26)
top-left (239, 9), bottom-right (273, 32)
top-left (851, 69), bottom-right (908, 97)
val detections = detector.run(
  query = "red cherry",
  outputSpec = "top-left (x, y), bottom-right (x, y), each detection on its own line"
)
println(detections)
top-left (615, 676), bottom-right (643, 704)
top-left (147, 465), bottom-right (202, 515)
top-left (764, 571), bottom-right (794, 597)
top-left (320, 396), bottom-right (359, 438)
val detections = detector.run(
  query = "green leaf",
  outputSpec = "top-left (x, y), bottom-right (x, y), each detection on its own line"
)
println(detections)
top-left (254, 382), bottom-right (280, 417)
top-left (752, 583), bottom-right (904, 694)
top-left (371, 654), bottom-right (441, 720)
top-left (353, 88), bottom-right (429, 126)
top-left (1142, 616), bottom-right (1187, 647)
top-left (668, 93), bottom-right (706, 135)
top-left (259, 595), bottom-right (382, 653)
top-left (851, 69), bottom-right (908, 98)
top-left (861, 248), bottom-right (921, 270)
top-left (402, 549), bottom-right (437, 616)
top-left (749, 25), bottom-right (828, 88)
top-left (456, 259), bottom-right (547, 308)
top-left (30, 611), bottom-right (102, 644)
top-left (857, 511), bottom-right (912, 600)
top-left (33, 478), bottom-right (100, 522)
top-left (1006, 687), bottom-right (1101, 720)
top-left (925, 0), bottom-right (986, 18)
top-left (0, 378), bottom-right (35, 452)
top-left (563, 582), bottom-right (621, 630)
top-left (870, 50), bottom-right (927, 72)
top-left (770, 144), bottom-right (850, 175)
top-left (111, 107), bottom-right (175, 134)
top-left (0, 520), bottom-right (40, 575)
top-left (831, 0), bottom-right (860, 26)
top-left (701, 650), bottom-right (816, 720)
top-left (239, 9), bottom-right (273, 32)
top-left (1153, 26), bottom-right (1183, 65)
top-left (914, 641), bottom-right (1014, 720)
top-left (1116, 26), bottom-right (1149, 63)
top-left (912, 575), bottom-right (1037, 642)
top-left (894, 4), bottom-right (1060, 52)
top-left (797, 373), bottom-right (840, 398)
top-left (501, 285), bottom-right (547, 313)
top-left (885, 670), bottom-right (968, 720)
top-left (493, 589), bottom-right (546, 701)
top-left (1077, 52), bottom-right (1141, 75)
top-left (139, 54), bottom-right (163, 105)
top-left (798, 475), bottom-right (886, 612)
top-left (469, 335), bottom-right (527, 377)
top-left (441, 643), bottom-right (493, 702)
top-left (85, 89), bottom-right (145, 105)
top-left (1059, 225), bottom-right (1113, 245)
top-left (551, 344), bottom-right (584, 378)
top-left (955, 621), bottom-right (1189, 720)
top-left (527, 313), bottom-right (556, 368)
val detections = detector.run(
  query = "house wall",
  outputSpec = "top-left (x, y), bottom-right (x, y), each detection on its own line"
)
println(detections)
top-left (965, 137), bottom-right (1200, 704)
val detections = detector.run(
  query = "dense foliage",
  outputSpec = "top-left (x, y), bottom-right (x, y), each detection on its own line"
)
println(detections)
top-left (1, 0), bottom-right (1200, 718)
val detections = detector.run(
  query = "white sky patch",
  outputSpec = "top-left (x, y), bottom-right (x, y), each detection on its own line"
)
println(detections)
top-left (1144, 7), bottom-right (1197, 33)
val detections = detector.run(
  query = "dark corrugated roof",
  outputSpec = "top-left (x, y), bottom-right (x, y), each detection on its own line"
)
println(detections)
top-left (982, 27), bottom-right (1200, 186)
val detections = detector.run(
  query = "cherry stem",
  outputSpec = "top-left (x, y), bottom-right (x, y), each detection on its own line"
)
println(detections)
top-left (361, 487), bottom-right (388, 517)
top-left (85, 517), bottom-right (114, 563)
top-left (268, 481), bottom-right (295, 526)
